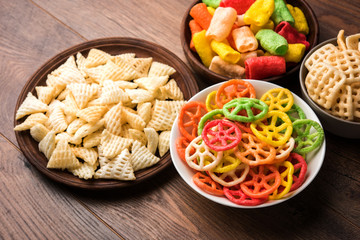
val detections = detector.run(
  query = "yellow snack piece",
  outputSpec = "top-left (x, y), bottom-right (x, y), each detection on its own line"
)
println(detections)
top-left (250, 19), bottom-right (274, 35)
top-left (286, 4), bottom-right (309, 35)
top-left (210, 40), bottom-right (241, 64)
top-left (193, 30), bottom-right (215, 68)
top-left (244, 0), bottom-right (275, 27)
top-left (284, 43), bottom-right (306, 63)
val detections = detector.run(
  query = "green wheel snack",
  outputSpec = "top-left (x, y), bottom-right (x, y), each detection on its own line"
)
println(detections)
top-left (292, 119), bottom-right (324, 155)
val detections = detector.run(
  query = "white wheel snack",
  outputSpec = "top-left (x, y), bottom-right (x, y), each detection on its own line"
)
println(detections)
top-left (185, 135), bottom-right (223, 171)
top-left (208, 162), bottom-right (249, 187)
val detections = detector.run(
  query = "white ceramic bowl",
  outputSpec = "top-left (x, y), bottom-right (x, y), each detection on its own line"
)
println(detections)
top-left (170, 80), bottom-right (326, 208)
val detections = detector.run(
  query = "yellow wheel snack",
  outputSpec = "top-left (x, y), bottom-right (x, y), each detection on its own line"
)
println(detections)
top-left (260, 88), bottom-right (294, 112)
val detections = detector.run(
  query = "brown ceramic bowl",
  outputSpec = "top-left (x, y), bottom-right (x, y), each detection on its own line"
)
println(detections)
top-left (181, 0), bottom-right (319, 84)
top-left (14, 37), bottom-right (199, 189)
top-left (300, 38), bottom-right (360, 139)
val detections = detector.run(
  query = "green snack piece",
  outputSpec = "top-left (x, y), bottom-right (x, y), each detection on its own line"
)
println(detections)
top-left (286, 103), bottom-right (306, 122)
top-left (223, 98), bottom-right (268, 122)
top-left (292, 119), bottom-right (324, 154)
top-left (198, 109), bottom-right (224, 136)
top-left (255, 29), bottom-right (289, 56)
top-left (271, 0), bottom-right (295, 26)
top-left (202, 0), bottom-right (221, 8)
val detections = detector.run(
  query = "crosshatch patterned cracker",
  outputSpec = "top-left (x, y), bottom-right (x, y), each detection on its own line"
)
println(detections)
top-left (14, 48), bottom-right (186, 181)
top-left (304, 30), bottom-right (360, 122)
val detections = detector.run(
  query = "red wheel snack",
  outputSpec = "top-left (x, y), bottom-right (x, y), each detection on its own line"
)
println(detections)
top-left (234, 133), bottom-right (276, 166)
top-left (193, 172), bottom-right (224, 196)
top-left (233, 121), bottom-right (253, 134)
top-left (240, 165), bottom-right (281, 199)
top-left (201, 119), bottom-right (242, 151)
top-left (287, 153), bottom-right (308, 191)
top-left (224, 184), bottom-right (268, 206)
top-left (178, 101), bottom-right (207, 141)
top-left (215, 79), bottom-right (256, 108)
top-left (175, 136), bottom-right (192, 163)
top-left (245, 56), bottom-right (286, 80)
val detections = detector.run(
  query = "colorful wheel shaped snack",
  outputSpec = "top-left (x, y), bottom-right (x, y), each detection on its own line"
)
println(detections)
top-left (224, 184), bottom-right (268, 206)
top-left (185, 135), bottom-right (223, 171)
top-left (201, 119), bottom-right (242, 151)
top-left (205, 91), bottom-right (219, 111)
top-left (192, 172), bottom-right (224, 196)
top-left (198, 109), bottom-right (224, 135)
top-left (287, 153), bottom-right (308, 192)
top-left (211, 153), bottom-right (241, 173)
top-left (250, 110), bottom-right (293, 147)
top-left (223, 98), bottom-right (268, 122)
top-left (233, 121), bottom-right (253, 134)
top-left (292, 119), bottom-right (324, 155)
top-left (260, 88), bottom-right (294, 112)
top-left (176, 136), bottom-right (192, 163)
top-left (286, 103), bottom-right (306, 122)
top-left (216, 79), bottom-right (256, 108)
top-left (209, 162), bottom-right (249, 187)
top-left (269, 161), bottom-right (294, 200)
top-left (240, 165), bottom-right (282, 199)
top-left (234, 133), bottom-right (276, 166)
top-left (274, 137), bottom-right (295, 163)
top-left (178, 101), bottom-right (207, 141)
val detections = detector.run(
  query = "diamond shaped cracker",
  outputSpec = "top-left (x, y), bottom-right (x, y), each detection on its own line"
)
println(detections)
top-left (47, 139), bottom-right (80, 170)
top-left (130, 140), bottom-right (160, 172)
top-left (16, 92), bottom-right (49, 120)
top-left (148, 61), bottom-right (176, 77)
top-left (100, 129), bottom-right (133, 159)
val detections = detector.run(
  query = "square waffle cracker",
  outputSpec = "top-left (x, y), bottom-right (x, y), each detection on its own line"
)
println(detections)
top-left (304, 43), bottom-right (338, 71)
top-left (326, 85), bottom-right (354, 120)
top-left (325, 50), bottom-right (360, 84)
top-left (305, 62), bottom-right (346, 109)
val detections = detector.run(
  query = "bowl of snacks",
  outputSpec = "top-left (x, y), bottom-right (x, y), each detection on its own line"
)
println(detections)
top-left (181, 0), bottom-right (319, 83)
top-left (299, 30), bottom-right (360, 139)
top-left (170, 79), bottom-right (326, 208)
top-left (14, 37), bottom-right (199, 189)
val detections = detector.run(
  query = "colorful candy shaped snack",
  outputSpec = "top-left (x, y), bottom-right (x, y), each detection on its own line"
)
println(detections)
top-left (193, 30), bottom-right (215, 67)
top-left (260, 88), bottom-right (294, 112)
top-left (268, 160), bottom-right (294, 200)
top-left (223, 98), bottom-right (269, 122)
top-left (284, 43), bottom-right (306, 63)
top-left (224, 185), bottom-right (268, 206)
top-left (286, 4), bottom-right (309, 35)
top-left (202, 0), bottom-right (222, 9)
top-left (275, 21), bottom-right (310, 50)
top-left (206, 7), bottom-right (238, 42)
top-left (210, 40), bottom-right (241, 64)
top-left (250, 20), bottom-right (274, 35)
top-left (271, 0), bottom-right (294, 26)
top-left (255, 29), bottom-right (288, 55)
top-left (219, 0), bottom-right (256, 15)
top-left (190, 3), bottom-right (213, 30)
top-left (292, 119), bottom-right (324, 155)
top-left (215, 79), bottom-right (256, 107)
top-left (232, 26), bottom-right (258, 53)
top-left (192, 172), bottom-right (224, 196)
top-left (245, 56), bottom-right (286, 79)
top-left (243, 0), bottom-right (275, 27)
top-left (189, 20), bottom-right (203, 51)
top-left (209, 56), bottom-right (245, 78)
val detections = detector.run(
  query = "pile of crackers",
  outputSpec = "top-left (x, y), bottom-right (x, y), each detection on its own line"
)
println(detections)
top-left (304, 30), bottom-right (360, 121)
top-left (14, 49), bottom-right (186, 181)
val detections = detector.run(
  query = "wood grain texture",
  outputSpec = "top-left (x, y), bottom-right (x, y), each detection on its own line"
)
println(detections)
top-left (0, 134), bottom-right (121, 240)
top-left (0, 0), bottom-right (84, 144)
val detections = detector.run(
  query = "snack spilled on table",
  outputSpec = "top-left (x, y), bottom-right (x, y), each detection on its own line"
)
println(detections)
top-left (176, 79), bottom-right (324, 206)
top-left (15, 49), bottom-right (186, 181)
top-left (189, 0), bottom-right (310, 79)
top-left (304, 30), bottom-right (360, 122)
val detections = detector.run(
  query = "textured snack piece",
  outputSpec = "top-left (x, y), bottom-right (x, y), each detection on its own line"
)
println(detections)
top-left (38, 130), bottom-right (56, 159)
top-left (35, 86), bottom-right (56, 105)
top-left (97, 80), bottom-right (131, 105)
top-left (304, 43), bottom-right (338, 71)
top-left (47, 139), bottom-right (80, 170)
top-left (144, 127), bottom-right (159, 155)
top-left (134, 76), bottom-right (169, 92)
top-left (129, 140), bottom-right (160, 172)
top-left (158, 79), bottom-right (184, 101)
top-left (305, 62), bottom-right (346, 109)
top-left (206, 7), bottom-right (238, 42)
top-left (16, 92), bottom-right (49, 120)
top-left (66, 118), bottom-right (86, 135)
top-left (325, 50), bottom-right (360, 84)
top-left (71, 147), bottom-right (98, 165)
top-left (67, 83), bottom-right (98, 109)
top-left (136, 102), bottom-right (152, 124)
top-left (122, 107), bottom-right (146, 131)
top-left (30, 123), bottom-right (50, 142)
top-left (327, 85), bottom-right (354, 120)
top-left (83, 130), bottom-right (102, 148)
top-left (85, 48), bottom-right (112, 68)
top-left (345, 33), bottom-right (360, 51)
top-left (337, 29), bottom-right (347, 51)
top-left (104, 103), bottom-right (123, 136)
top-left (125, 88), bottom-right (155, 104)
top-left (14, 113), bottom-right (48, 131)
top-left (76, 105), bottom-right (107, 123)
top-left (48, 106), bottom-right (68, 133)
top-left (148, 61), bottom-right (176, 77)
top-left (68, 162), bottom-right (98, 180)
top-left (130, 57), bottom-right (153, 78)
top-left (351, 82), bottom-right (360, 119)
top-left (128, 128), bottom-right (147, 146)
top-left (94, 149), bottom-right (136, 181)
top-left (100, 129), bottom-right (134, 159)
top-left (70, 119), bottom-right (105, 145)
top-left (232, 26), bottom-right (258, 53)
top-left (158, 131), bottom-right (171, 157)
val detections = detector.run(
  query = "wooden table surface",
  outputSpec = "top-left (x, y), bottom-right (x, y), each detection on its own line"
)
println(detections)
top-left (1, 0), bottom-right (359, 239)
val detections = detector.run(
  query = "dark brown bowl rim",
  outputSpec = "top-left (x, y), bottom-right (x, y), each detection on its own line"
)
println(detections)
top-left (14, 37), bottom-right (199, 190)
top-left (181, 0), bottom-right (320, 82)
top-left (299, 37), bottom-right (360, 126)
